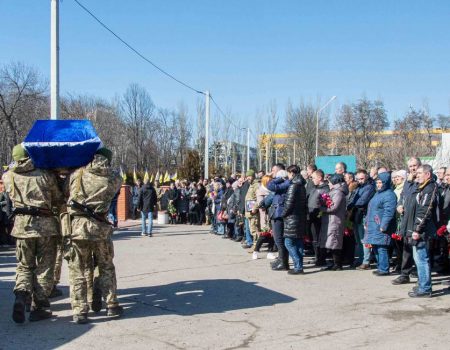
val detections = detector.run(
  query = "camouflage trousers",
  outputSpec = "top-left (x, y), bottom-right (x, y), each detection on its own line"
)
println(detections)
top-left (14, 237), bottom-right (58, 302)
top-left (53, 237), bottom-right (64, 285)
top-left (67, 239), bottom-right (118, 315)
top-left (247, 215), bottom-right (260, 248)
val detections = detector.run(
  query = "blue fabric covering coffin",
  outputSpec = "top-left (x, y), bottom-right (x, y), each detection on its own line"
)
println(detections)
top-left (23, 120), bottom-right (102, 169)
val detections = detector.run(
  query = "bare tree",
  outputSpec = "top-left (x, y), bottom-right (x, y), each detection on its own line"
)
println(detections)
top-left (436, 114), bottom-right (450, 130)
top-left (0, 62), bottom-right (48, 166)
top-left (285, 100), bottom-right (329, 168)
top-left (175, 102), bottom-right (192, 166)
top-left (335, 98), bottom-right (388, 168)
top-left (119, 83), bottom-right (155, 169)
top-left (61, 94), bottom-right (127, 166)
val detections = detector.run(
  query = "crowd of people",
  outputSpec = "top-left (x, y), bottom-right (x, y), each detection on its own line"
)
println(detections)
top-left (131, 157), bottom-right (449, 297)
top-left (2, 153), bottom-right (449, 327)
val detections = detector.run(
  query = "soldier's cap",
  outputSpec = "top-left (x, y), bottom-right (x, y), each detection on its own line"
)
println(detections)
top-left (12, 144), bottom-right (29, 161)
top-left (95, 147), bottom-right (113, 162)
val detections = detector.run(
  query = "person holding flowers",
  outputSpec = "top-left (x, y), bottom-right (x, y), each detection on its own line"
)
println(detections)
top-left (319, 174), bottom-right (348, 271)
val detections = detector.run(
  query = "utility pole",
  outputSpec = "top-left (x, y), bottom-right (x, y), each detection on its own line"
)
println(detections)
top-left (293, 140), bottom-right (296, 165)
top-left (204, 90), bottom-right (210, 180)
top-left (265, 140), bottom-right (269, 173)
top-left (51, 0), bottom-right (60, 120)
top-left (315, 96), bottom-right (337, 158)
top-left (246, 127), bottom-right (250, 172)
top-left (259, 147), bottom-right (262, 171)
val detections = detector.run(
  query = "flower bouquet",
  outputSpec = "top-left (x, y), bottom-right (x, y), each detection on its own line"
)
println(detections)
top-left (391, 233), bottom-right (403, 241)
top-left (168, 202), bottom-right (177, 219)
top-left (318, 193), bottom-right (333, 217)
top-left (437, 225), bottom-right (448, 237)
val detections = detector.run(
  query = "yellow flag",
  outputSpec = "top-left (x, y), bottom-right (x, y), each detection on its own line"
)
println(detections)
top-left (159, 173), bottom-right (163, 183)
top-left (120, 166), bottom-right (127, 183)
top-left (133, 166), bottom-right (138, 184)
top-left (171, 172), bottom-right (178, 181)
top-left (155, 171), bottom-right (160, 183)
top-left (164, 171), bottom-right (170, 183)
top-left (150, 173), bottom-right (154, 183)
top-left (143, 168), bottom-right (149, 184)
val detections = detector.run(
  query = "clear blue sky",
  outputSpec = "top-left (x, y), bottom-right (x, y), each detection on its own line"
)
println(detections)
top-left (1, 0), bottom-right (450, 129)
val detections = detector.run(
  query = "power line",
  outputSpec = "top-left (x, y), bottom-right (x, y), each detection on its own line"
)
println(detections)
top-left (72, 0), bottom-right (204, 95)
top-left (73, 0), bottom-right (250, 145)
top-left (209, 94), bottom-right (242, 132)
top-left (210, 94), bottom-right (260, 146)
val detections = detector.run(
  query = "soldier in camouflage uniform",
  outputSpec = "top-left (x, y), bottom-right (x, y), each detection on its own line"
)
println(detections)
top-left (2, 144), bottom-right (63, 323)
top-left (65, 148), bottom-right (122, 324)
top-left (244, 170), bottom-right (261, 253)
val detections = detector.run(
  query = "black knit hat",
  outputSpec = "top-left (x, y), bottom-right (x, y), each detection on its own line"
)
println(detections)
top-left (329, 173), bottom-right (345, 185)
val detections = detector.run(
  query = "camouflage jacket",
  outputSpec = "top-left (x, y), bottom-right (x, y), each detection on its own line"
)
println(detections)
top-left (67, 154), bottom-right (122, 241)
top-left (245, 180), bottom-right (260, 218)
top-left (2, 158), bottom-right (63, 239)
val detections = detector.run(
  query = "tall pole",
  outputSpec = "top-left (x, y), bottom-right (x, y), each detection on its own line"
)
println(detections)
top-left (204, 91), bottom-right (210, 179)
top-left (315, 96), bottom-right (337, 158)
top-left (315, 110), bottom-right (320, 158)
top-left (246, 128), bottom-right (250, 172)
top-left (259, 148), bottom-right (262, 170)
top-left (51, 0), bottom-right (60, 120)
top-left (293, 140), bottom-right (296, 165)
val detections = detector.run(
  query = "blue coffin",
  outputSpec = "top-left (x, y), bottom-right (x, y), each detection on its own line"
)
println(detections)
top-left (23, 120), bottom-right (102, 169)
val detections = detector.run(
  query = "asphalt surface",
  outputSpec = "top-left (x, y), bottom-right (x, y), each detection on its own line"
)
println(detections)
top-left (1, 221), bottom-right (450, 350)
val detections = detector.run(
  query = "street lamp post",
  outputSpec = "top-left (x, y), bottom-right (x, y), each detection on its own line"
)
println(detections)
top-left (315, 96), bottom-right (337, 158)
top-left (51, 0), bottom-right (60, 120)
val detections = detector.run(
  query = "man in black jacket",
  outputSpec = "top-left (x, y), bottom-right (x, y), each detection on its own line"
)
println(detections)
top-left (308, 170), bottom-right (329, 266)
top-left (392, 157), bottom-right (421, 285)
top-left (282, 165), bottom-right (307, 274)
top-left (348, 169), bottom-right (375, 269)
top-left (138, 180), bottom-right (158, 237)
top-left (406, 165), bottom-right (438, 297)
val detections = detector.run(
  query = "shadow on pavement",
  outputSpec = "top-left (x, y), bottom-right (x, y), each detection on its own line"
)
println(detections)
top-left (118, 279), bottom-right (296, 317)
top-left (112, 228), bottom-right (208, 241)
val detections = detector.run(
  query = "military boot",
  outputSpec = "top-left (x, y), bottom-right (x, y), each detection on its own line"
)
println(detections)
top-left (73, 313), bottom-right (89, 324)
top-left (107, 305), bottom-right (123, 317)
top-left (29, 308), bottom-right (52, 322)
top-left (12, 291), bottom-right (29, 323)
top-left (29, 299), bottom-right (52, 322)
top-left (49, 286), bottom-right (63, 299)
top-left (91, 287), bottom-right (102, 313)
top-left (25, 293), bottom-right (32, 312)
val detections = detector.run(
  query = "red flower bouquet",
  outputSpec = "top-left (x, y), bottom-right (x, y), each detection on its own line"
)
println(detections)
top-left (437, 225), bottom-right (447, 237)
top-left (391, 233), bottom-right (402, 241)
top-left (320, 193), bottom-right (333, 208)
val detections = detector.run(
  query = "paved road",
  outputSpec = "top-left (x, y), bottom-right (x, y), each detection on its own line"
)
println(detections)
top-left (1, 222), bottom-right (450, 350)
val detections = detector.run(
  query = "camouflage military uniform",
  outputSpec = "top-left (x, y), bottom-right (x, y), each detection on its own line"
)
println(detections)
top-left (2, 158), bottom-right (63, 303)
top-left (65, 154), bottom-right (121, 316)
top-left (245, 180), bottom-right (261, 249)
top-left (53, 237), bottom-right (63, 287)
